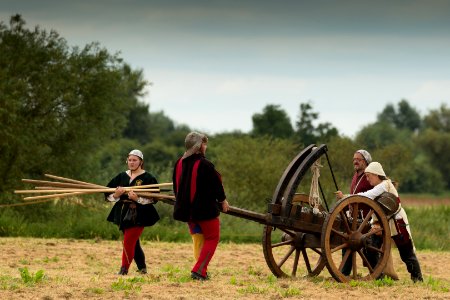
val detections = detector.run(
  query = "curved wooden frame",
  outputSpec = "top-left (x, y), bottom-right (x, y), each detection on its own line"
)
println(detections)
top-left (263, 144), bottom-right (333, 278)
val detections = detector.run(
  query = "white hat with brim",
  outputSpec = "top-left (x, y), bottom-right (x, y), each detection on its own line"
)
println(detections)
top-left (364, 162), bottom-right (386, 177)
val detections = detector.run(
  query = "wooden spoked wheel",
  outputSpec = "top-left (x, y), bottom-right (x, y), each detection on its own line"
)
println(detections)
top-left (262, 225), bottom-right (326, 277)
top-left (321, 195), bottom-right (391, 282)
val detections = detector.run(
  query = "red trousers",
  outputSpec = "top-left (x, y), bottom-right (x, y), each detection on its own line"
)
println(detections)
top-left (191, 218), bottom-right (220, 277)
top-left (122, 226), bottom-right (144, 270)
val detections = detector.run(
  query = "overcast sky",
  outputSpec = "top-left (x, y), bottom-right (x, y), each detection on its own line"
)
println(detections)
top-left (1, 0), bottom-right (450, 137)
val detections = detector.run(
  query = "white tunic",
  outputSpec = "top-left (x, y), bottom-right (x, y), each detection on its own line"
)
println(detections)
top-left (357, 180), bottom-right (414, 249)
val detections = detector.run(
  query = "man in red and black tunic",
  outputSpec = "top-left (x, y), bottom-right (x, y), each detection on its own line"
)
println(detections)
top-left (172, 132), bottom-right (230, 281)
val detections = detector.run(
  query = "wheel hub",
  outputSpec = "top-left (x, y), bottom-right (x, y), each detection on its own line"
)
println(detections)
top-left (347, 231), bottom-right (363, 250)
top-left (281, 232), bottom-right (305, 248)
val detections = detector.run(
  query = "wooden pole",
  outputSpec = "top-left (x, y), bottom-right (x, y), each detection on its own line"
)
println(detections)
top-left (138, 192), bottom-right (175, 199)
top-left (22, 179), bottom-right (106, 189)
top-left (23, 192), bottom-right (93, 201)
top-left (35, 186), bottom-right (69, 190)
top-left (44, 174), bottom-right (105, 188)
top-left (24, 191), bottom-right (172, 201)
top-left (123, 183), bottom-right (173, 189)
top-left (15, 188), bottom-right (161, 194)
top-left (43, 174), bottom-right (173, 189)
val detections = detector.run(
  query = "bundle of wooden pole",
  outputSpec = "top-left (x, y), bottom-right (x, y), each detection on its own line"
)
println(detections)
top-left (14, 174), bottom-right (176, 204)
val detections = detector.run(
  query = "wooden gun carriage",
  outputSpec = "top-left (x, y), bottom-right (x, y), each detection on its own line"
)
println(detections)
top-left (202, 144), bottom-right (392, 283)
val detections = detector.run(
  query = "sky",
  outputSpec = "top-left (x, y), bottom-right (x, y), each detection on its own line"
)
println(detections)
top-left (1, 0), bottom-right (450, 138)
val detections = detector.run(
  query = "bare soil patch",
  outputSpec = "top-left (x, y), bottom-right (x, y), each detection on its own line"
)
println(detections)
top-left (0, 237), bottom-right (449, 299)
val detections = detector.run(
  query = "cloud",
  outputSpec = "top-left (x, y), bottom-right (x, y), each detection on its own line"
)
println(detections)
top-left (143, 71), bottom-right (309, 132)
top-left (408, 80), bottom-right (450, 111)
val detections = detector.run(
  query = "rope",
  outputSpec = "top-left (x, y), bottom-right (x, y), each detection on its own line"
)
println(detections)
top-left (309, 158), bottom-right (323, 215)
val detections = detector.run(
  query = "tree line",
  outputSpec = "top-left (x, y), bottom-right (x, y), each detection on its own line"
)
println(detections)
top-left (1, 15), bottom-right (449, 217)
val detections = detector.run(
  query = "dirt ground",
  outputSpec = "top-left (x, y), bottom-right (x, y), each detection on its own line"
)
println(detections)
top-left (0, 237), bottom-right (449, 300)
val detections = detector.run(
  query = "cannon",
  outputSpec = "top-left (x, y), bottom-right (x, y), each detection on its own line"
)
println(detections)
top-left (202, 144), bottom-right (391, 282)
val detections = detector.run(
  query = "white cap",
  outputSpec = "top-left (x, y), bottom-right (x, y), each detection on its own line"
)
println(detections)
top-left (365, 162), bottom-right (386, 177)
top-left (356, 149), bottom-right (372, 164)
top-left (128, 149), bottom-right (143, 160)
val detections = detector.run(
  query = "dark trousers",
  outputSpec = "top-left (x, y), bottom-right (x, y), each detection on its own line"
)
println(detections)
top-left (134, 239), bottom-right (146, 270)
top-left (342, 235), bottom-right (423, 282)
top-left (395, 239), bottom-right (423, 282)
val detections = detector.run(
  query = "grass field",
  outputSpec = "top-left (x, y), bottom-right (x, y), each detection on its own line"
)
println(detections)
top-left (0, 237), bottom-right (449, 299)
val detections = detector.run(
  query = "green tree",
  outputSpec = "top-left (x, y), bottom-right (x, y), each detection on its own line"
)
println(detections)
top-left (416, 129), bottom-right (450, 189)
top-left (295, 102), bottom-right (338, 146)
top-left (122, 101), bottom-right (153, 144)
top-left (251, 104), bottom-right (294, 139)
top-left (209, 135), bottom-right (298, 212)
top-left (372, 143), bottom-right (444, 193)
top-left (0, 15), bottom-right (147, 193)
top-left (423, 104), bottom-right (450, 132)
top-left (355, 122), bottom-right (412, 150)
top-left (419, 104), bottom-right (450, 188)
top-left (377, 99), bottom-right (422, 131)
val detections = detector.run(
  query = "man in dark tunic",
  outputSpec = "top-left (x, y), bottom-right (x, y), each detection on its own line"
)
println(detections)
top-left (173, 132), bottom-right (229, 280)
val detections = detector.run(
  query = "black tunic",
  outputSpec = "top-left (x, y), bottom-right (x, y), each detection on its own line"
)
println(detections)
top-left (106, 171), bottom-right (160, 230)
top-left (172, 153), bottom-right (226, 222)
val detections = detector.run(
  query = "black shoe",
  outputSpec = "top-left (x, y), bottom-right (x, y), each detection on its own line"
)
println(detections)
top-left (191, 271), bottom-right (209, 281)
top-left (137, 268), bottom-right (147, 274)
top-left (117, 267), bottom-right (128, 275)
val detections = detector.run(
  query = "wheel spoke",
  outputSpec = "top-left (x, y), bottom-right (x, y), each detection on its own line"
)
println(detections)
top-left (331, 228), bottom-right (348, 239)
top-left (339, 211), bottom-right (351, 234)
top-left (363, 228), bottom-right (383, 238)
top-left (310, 247), bottom-right (322, 255)
top-left (357, 209), bottom-right (374, 233)
top-left (339, 248), bottom-right (351, 271)
top-left (331, 243), bottom-right (348, 253)
top-left (357, 249), bottom-right (373, 273)
top-left (365, 245), bottom-right (384, 254)
top-left (277, 246), bottom-right (296, 268)
top-left (292, 250), bottom-right (300, 276)
top-left (301, 248), bottom-right (312, 273)
top-left (351, 252), bottom-right (357, 279)
top-left (279, 228), bottom-right (297, 237)
top-left (271, 240), bottom-right (293, 248)
top-left (351, 203), bottom-right (359, 231)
